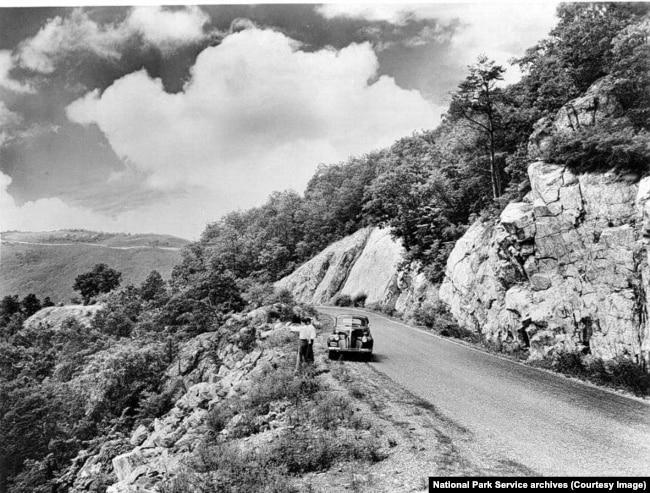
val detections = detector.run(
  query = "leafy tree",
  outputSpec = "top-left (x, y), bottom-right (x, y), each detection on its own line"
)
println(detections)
top-left (41, 298), bottom-right (55, 308)
top-left (20, 294), bottom-right (41, 318)
top-left (515, 3), bottom-right (649, 114)
top-left (73, 264), bottom-right (122, 304)
top-left (0, 295), bottom-right (21, 326)
top-left (449, 55), bottom-right (506, 198)
top-left (139, 270), bottom-right (168, 304)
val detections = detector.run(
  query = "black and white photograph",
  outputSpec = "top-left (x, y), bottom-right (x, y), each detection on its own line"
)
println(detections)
top-left (0, 1), bottom-right (649, 491)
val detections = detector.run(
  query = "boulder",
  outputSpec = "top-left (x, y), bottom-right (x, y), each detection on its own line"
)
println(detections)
top-left (24, 304), bottom-right (103, 331)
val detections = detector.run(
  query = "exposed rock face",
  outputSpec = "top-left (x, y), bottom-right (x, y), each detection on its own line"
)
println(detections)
top-left (24, 304), bottom-right (103, 331)
top-left (440, 161), bottom-right (650, 364)
top-left (276, 227), bottom-right (405, 306)
top-left (59, 318), bottom-right (293, 493)
top-left (528, 76), bottom-right (625, 160)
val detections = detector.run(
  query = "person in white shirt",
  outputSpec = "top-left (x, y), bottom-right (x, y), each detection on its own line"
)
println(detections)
top-left (296, 317), bottom-right (317, 369)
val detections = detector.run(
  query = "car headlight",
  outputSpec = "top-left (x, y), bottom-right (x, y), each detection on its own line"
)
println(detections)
top-left (362, 336), bottom-right (367, 343)
top-left (331, 334), bottom-right (339, 341)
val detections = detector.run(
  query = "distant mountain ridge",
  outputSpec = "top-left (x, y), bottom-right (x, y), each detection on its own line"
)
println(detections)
top-left (0, 230), bottom-right (189, 303)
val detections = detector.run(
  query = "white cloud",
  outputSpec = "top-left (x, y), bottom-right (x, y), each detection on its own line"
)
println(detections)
top-left (318, 2), bottom-right (559, 83)
top-left (126, 6), bottom-right (210, 53)
top-left (17, 9), bottom-right (124, 73)
top-left (16, 6), bottom-right (213, 74)
top-left (67, 28), bottom-right (437, 195)
top-left (317, 4), bottom-right (414, 25)
top-left (0, 50), bottom-right (33, 93)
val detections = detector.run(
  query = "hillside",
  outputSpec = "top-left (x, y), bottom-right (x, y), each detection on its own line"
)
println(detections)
top-left (0, 230), bottom-right (189, 302)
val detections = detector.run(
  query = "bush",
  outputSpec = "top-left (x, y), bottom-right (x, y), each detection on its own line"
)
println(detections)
top-left (332, 294), bottom-right (352, 307)
top-left (247, 364), bottom-right (321, 414)
top-left (536, 351), bottom-right (650, 396)
top-left (270, 429), bottom-right (384, 474)
top-left (552, 350), bottom-right (587, 376)
top-left (352, 293), bottom-right (367, 308)
top-left (178, 442), bottom-right (298, 493)
top-left (413, 301), bottom-right (443, 328)
top-left (585, 356), bottom-right (650, 396)
top-left (546, 120), bottom-right (650, 174)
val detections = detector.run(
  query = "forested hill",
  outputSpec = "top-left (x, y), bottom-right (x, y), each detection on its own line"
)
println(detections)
top-left (178, 3), bottom-right (649, 291)
top-left (0, 4), bottom-right (649, 493)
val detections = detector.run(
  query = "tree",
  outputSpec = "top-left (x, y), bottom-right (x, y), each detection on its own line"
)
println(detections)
top-left (449, 55), bottom-right (506, 198)
top-left (21, 294), bottom-right (42, 318)
top-left (0, 295), bottom-right (21, 326)
top-left (140, 270), bottom-right (168, 304)
top-left (73, 264), bottom-right (122, 304)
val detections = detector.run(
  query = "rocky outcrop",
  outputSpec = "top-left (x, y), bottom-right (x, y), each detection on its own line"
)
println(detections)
top-left (276, 227), bottom-right (406, 306)
top-left (24, 304), bottom-right (103, 331)
top-left (441, 76), bottom-right (649, 365)
top-left (440, 163), bottom-right (650, 364)
top-left (60, 317), bottom-right (295, 493)
top-left (528, 76), bottom-right (625, 160)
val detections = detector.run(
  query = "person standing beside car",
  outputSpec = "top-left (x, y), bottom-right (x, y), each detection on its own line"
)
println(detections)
top-left (296, 317), bottom-right (317, 370)
top-left (304, 317), bottom-right (317, 364)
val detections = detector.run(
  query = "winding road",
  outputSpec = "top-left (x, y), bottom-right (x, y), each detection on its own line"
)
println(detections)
top-left (317, 306), bottom-right (650, 476)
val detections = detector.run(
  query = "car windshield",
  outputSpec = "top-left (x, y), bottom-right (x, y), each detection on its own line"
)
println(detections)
top-left (337, 316), bottom-right (367, 328)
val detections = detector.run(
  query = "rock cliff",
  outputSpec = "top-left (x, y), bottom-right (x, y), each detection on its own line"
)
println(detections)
top-left (440, 76), bottom-right (650, 366)
top-left (440, 162), bottom-right (649, 365)
top-left (277, 76), bottom-right (649, 367)
top-left (275, 227), bottom-right (407, 306)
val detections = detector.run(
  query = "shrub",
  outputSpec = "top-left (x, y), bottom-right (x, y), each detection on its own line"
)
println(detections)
top-left (545, 120), bottom-right (650, 174)
top-left (585, 355), bottom-right (650, 396)
top-left (181, 442), bottom-right (298, 493)
top-left (247, 364), bottom-right (321, 414)
top-left (352, 293), bottom-right (367, 308)
top-left (332, 294), bottom-right (352, 307)
top-left (269, 429), bottom-right (384, 474)
top-left (551, 350), bottom-right (587, 376)
top-left (413, 301), bottom-right (443, 328)
top-left (309, 392), bottom-right (355, 430)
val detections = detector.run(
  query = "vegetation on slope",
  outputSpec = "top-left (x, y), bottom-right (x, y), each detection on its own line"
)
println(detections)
top-left (181, 3), bottom-right (649, 284)
top-left (1, 3), bottom-right (649, 492)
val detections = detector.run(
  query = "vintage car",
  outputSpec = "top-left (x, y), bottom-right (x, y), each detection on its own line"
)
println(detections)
top-left (327, 314), bottom-right (374, 360)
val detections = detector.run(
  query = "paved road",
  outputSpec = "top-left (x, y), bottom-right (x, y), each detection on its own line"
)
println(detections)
top-left (318, 306), bottom-right (650, 476)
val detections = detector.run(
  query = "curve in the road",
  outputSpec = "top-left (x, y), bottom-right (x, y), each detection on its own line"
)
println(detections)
top-left (318, 306), bottom-right (650, 476)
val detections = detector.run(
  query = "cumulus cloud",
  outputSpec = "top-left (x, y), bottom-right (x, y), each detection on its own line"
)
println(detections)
top-left (126, 6), bottom-right (210, 53)
top-left (67, 28), bottom-right (436, 195)
top-left (15, 6), bottom-right (213, 74)
top-left (318, 4), bottom-right (414, 25)
top-left (317, 2), bottom-right (559, 83)
top-left (17, 9), bottom-right (124, 73)
top-left (0, 50), bottom-right (33, 93)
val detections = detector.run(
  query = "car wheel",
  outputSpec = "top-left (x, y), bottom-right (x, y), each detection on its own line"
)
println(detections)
top-left (328, 351), bottom-right (338, 360)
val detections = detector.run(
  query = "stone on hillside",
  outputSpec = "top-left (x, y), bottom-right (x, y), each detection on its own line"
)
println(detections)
top-left (24, 304), bottom-right (103, 331)
top-left (130, 425), bottom-right (149, 446)
top-left (528, 76), bottom-right (625, 158)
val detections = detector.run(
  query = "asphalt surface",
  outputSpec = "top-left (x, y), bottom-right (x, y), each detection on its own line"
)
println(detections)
top-left (318, 306), bottom-right (650, 476)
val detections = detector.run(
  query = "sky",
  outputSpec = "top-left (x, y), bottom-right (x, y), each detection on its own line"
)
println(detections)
top-left (0, 1), bottom-right (560, 240)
